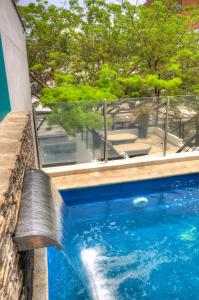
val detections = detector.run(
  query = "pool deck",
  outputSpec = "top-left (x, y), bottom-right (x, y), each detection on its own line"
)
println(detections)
top-left (49, 153), bottom-right (199, 190)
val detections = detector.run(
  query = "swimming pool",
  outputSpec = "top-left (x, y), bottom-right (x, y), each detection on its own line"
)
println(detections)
top-left (48, 173), bottom-right (199, 299)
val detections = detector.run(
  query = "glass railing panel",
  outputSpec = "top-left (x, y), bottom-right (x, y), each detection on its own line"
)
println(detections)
top-left (166, 95), bottom-right (199, 155)
top-left (34, 95), bottom-right (199, 168)
top-left (35, 100), bottom-right (105, 167)
top-left (106, 97), bottom-right (167, 160)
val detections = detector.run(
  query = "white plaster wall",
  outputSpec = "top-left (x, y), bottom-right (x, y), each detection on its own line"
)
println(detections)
top-left (149, 127), bottom-right (184, 147)
top-left (0, 0), bottom-right (31, 111)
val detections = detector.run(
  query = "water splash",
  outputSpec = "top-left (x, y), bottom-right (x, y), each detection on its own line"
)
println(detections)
top-left (52, 188), bottom-right (103, 300)
top-left (81, 247), bottom-right (116, 300)
top-left (80, 245), bottom-right (174, 300)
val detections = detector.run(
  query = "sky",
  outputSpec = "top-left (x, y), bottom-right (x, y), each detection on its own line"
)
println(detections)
top-left (19, 0), bottom-right (146, 6)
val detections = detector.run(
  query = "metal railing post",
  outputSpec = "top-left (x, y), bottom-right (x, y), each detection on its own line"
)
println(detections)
top-left (179, 118), bottom-right (182, 139)
top-left (163, 97), bottom-right (169, 156)
top-left (155, 96), bottom-right (160, 127)
top-left (195, 112), bottom-right (199, 146)
top-left (103, 100), bottom-right (108, 163)
top-left (32, 105), bottom-right (42, 169)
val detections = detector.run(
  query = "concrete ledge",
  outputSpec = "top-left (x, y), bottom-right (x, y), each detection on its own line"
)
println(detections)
top-left (44, 152), bottom-right (199, 177)
top-left (33, 248), bottom-right (48, 300)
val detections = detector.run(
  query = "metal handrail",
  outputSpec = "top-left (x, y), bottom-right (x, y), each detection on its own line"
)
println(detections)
top-left (176, 134), bottom-right (196, 153)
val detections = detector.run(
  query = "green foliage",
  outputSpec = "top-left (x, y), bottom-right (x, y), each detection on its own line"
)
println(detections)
top-left (31, 63), bottom-right (43, 72)
top-left (96, 65), bottom-right (124, 96)
top-left (119, 75), bottom-right (144, 97)
top-left (19, 0), bottom-right (199, 98)
top-left (41, 73), bottom-right (117, 133)
top-left (47, 104), bottom-right (104, 135)
top-left (145, 74), bottom-right (182, 94)
top-left (171, 49), bottom-right (199, 95)
top-left (54, 73), bottom-right (75, 85)
top-left (41, 82), bottom-right (117, 105)
top-left (19, 0), bottom-right (199, 133)
top-left (96, 64), bottom-right (118, 88)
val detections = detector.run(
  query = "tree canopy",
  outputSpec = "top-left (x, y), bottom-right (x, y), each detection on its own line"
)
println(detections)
top-left (19, 0), bottom-right (199, 100)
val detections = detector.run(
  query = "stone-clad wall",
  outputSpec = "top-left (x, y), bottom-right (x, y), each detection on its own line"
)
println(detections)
top-left (0, 111), bottom-right (35, 300)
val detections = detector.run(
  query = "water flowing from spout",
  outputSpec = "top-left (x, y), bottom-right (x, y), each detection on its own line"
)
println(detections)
top-left (52, 188), bottom-right (100, 300)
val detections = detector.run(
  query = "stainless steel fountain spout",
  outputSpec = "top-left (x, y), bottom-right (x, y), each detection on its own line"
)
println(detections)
top-left (14, 169), bottom-right (59, 251)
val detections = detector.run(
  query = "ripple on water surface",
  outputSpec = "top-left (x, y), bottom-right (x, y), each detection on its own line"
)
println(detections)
top-left (48, 177), bottom-right (199, 300)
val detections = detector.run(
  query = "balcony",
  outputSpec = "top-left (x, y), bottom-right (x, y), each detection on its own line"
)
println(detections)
top-left (34, 95), bottom-right (199, 168)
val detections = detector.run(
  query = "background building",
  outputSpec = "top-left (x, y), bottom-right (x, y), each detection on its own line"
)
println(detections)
top-left (0, 0), bottom-right (31, 121)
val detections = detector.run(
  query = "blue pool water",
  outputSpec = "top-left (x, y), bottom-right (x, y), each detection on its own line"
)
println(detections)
top-left (48, 173), bottom-right (199, 300)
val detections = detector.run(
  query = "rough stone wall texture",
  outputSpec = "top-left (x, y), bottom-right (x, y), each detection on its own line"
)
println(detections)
top-left (0, 111), bottom-right (35, 300)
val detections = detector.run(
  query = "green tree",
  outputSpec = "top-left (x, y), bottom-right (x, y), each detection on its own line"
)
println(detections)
top-left (19, 1), bottom-right (80, 95)
top-left (170, 49), bottom-right (199, 95)
top-left (41, 73), bottom-right (117, 134)
top-left (121, 0), bottom-right (198, 96)
top-left (19, 0), bottom-right (199, 134)
top-left (19, 0), bottom-right (199, 99)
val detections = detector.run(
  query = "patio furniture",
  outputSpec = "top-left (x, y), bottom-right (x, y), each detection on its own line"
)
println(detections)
top-left (108, 133), bottom-right (137, 145)
top-left (114, 143), bottom-right (151, 157)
